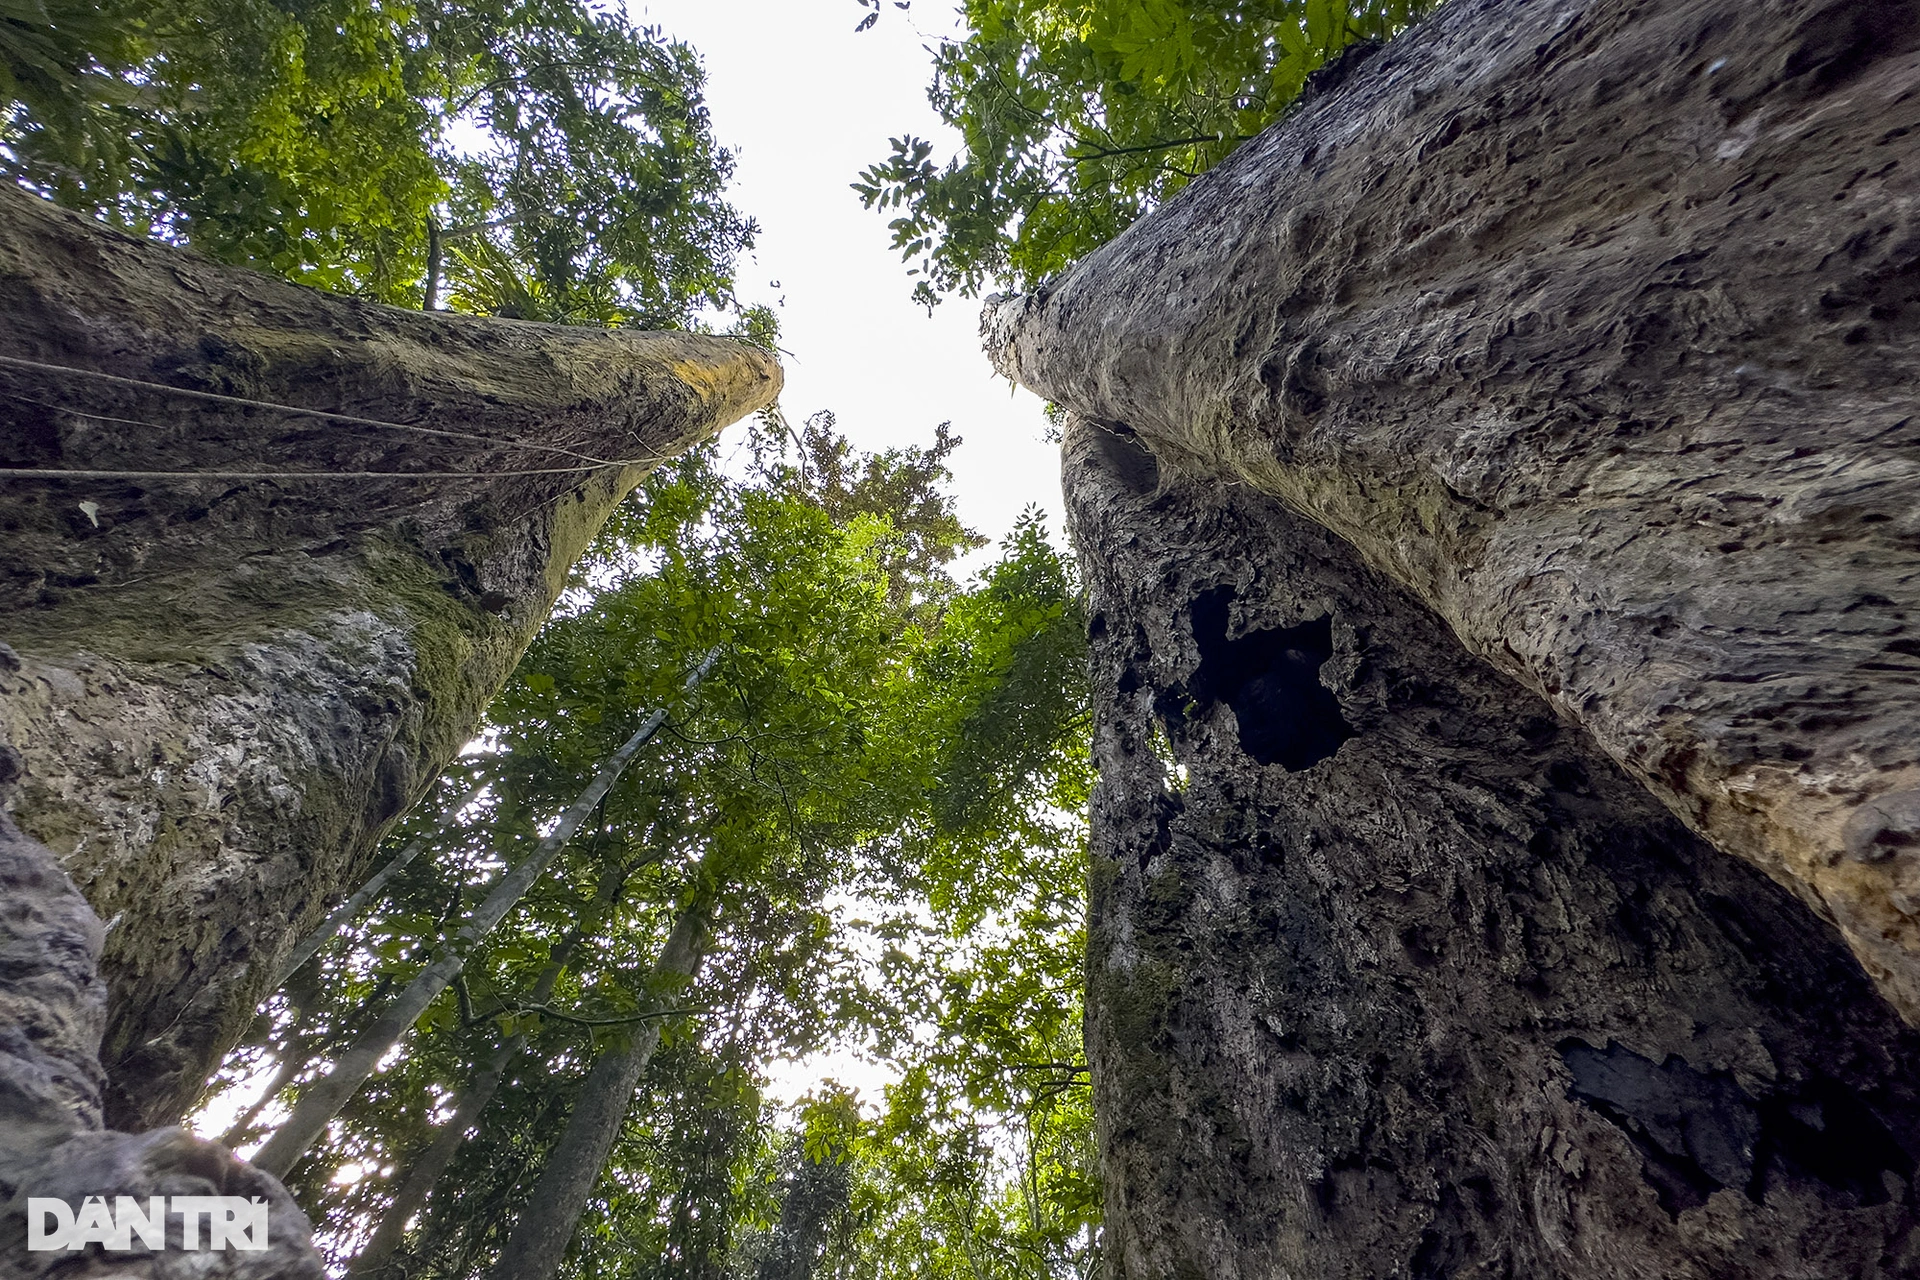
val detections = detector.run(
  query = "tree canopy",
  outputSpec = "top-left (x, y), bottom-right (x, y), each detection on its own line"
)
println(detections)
top-left (199, 416), bottom-right (1095, 1279)
top-left (3, 0), bottom-right (754, 322)
top-left (854, 0), bottom-right (1433, 307)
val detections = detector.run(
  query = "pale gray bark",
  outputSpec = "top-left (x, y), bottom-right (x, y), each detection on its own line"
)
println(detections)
top-left (349, 860), bottom-right (629, 1279)
top-left (983, 0), bottom-right (1920, 1020)
top-left (252, 650), bottom-right (716, 1179)
top-left (216, 1005), bottom-right (316, 1150)
top-left (485, 900), bottom-right (711, 1280)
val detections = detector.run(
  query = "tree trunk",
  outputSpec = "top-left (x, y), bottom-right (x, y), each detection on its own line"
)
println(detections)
top-left (216, 1003), bottom-right (319, 1150)
top-left (753, 1151), bottom-right (853, 1280)
top-left (1065, 416), bottom-right (1920, 1277)
top-left (352, 1034), bottom-right (520, 1279)
top-left (0, 186), bottom-right (779, 1130)
top-left (252, 651), bottom-right (714, 1178)
top-left (485, 898), bottom-right (712, 1280)
top-left (0, 761), bottom-right (326, 1278)
top-left (349, 858), bottom-right (632, 1278)
top-left (423, 218), bottom-right (444, 311)
top-left (272, 779), bottom-right (488, 990)
top-left (984, 0), bottom-right (1920, 1020)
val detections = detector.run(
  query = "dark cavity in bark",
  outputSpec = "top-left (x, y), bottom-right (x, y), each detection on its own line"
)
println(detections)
top-left (1065, 415), bottom-right (1920, 1279)
top-left (1179, 587), bottom-right (1353, 771)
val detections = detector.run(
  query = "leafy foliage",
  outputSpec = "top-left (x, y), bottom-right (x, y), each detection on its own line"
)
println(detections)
top-left (2, 0), bottom-right (753, 318)
top-left (753, 412), bottom-right (987, 619)
top-left (854, 0), bottom-right (1434, 306)
top-left (200, 417), bottom-right (1095, 1280)
top-left (0, 0), bottom-right (147, 190)
top-left (833, 518), bottom-right (1097, 1279)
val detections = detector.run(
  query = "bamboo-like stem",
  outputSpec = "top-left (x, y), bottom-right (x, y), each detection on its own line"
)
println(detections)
top-left (251, 648), bottom-right (719, 1179)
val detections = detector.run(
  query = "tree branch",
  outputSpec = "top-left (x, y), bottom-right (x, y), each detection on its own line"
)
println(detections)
top-left (1064, 135), bottom-right (1248, 165)
top-left (505, 1002), bottom-right (710, 1029)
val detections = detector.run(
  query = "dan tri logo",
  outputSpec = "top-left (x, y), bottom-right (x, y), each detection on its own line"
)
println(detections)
top-left (27, 1196), bottom-right (270, 1252)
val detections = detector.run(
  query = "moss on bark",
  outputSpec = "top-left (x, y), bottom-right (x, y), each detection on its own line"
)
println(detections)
top-left (0, 185), bottom-right (780, 1128)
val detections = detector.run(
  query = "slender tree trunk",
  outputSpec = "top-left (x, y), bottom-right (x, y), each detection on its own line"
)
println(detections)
top-left (252, 650), bottom-right (718, 1179)
top-left (755, 1151), bottom-right (854, 1280)
top-left (273, 781), bottom-right (489, 990)
top-left (216, 1020), bottom-right (313, 1150)
top-left (485, 895), bottom-right (713, 1280)
top-left (423, 218), bottom-right (443, 311)
top-left (348, 857), bottom-right (634, 1279)
top-left (425, 213), bottom-right (529, 312)
top-left (352, 1036), bottom-right (519, 1280)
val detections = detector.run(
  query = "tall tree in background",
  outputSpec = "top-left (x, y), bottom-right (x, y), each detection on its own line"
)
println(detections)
top-left (200, 416), bottom-right (1095, 1279)
top-left (854, 0), bottom-right (1433, 306)
top-left (1, 0), bottom-right (754, 322)
top-left (829, 514), bottom-right (1099, 1280)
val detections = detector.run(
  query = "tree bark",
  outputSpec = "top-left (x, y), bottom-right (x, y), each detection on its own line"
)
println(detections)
top-left (0, 186), bottom-right (779, 1130)
top-left (984, 0), bottom-right (1920, 1020)
top-left (0, 754), bottom-right (325, 1278)
top-left (1065, 415), bottom-right (1920, 1277)
top-left (485, 897), bottom-right (711, 1280)
top-left (252, 650), bottom-right (714, 1178)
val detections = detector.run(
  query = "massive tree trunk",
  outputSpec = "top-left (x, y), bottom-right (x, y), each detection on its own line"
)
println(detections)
top-left (1066, 416), bottom-right (1920, 1277)
top-left (983, 0), bottom-right (1920, 1271)
top-left (0, 186), bottom-right (779, 1130)
top-left (985, 0), bottom-right (1920, 1020)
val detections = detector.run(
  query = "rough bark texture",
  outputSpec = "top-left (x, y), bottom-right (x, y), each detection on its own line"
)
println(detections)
top-left (1066, 416), bottom-right (1920, 1278)
top-left (0, 183), bottom-right (780, 1130)
top-left (0, 753), bottom-right (324, 1277)
top-left (986, 0), bottom-right (1920, 1019)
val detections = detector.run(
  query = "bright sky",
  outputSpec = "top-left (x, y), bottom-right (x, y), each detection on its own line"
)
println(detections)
top-left (630, 0), bottom-right (1064, 1105)
top-left (632, 0), bottom-right (1064, 559)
